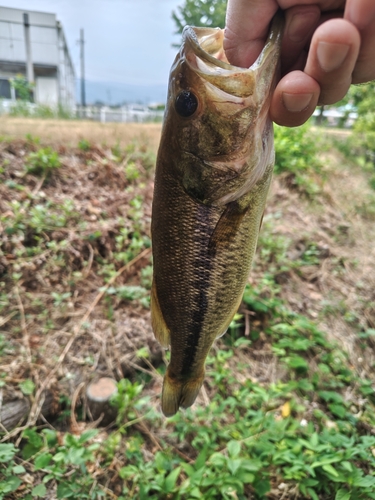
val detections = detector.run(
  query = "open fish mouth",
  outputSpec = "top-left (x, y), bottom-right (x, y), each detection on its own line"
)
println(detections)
top-left (182, 14), bottom-right (283, 99)
top-left (170, 13), bottom-right (284, 206)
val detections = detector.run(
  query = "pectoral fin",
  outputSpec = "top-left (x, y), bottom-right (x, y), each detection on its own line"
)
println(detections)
top-left (209, 200), bottom-right (248, 252)
top-left (151, 282), bottom-right (170, 348)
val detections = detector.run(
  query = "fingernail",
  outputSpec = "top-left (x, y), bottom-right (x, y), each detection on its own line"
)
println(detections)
top-left (282, 93), bottom-right (313, 113)
top-left (346, 1), bottom-right (375, 29)
top-left (317, 42), bottom-right (350, 72)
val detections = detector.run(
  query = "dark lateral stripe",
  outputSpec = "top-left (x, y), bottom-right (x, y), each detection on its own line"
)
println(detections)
top-left (180, 204), bottom-right (215, 376)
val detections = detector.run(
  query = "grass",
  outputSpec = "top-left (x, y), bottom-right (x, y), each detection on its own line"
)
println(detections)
top-left (0, 116), bottom-right (162, 153)
top-left (1, 120), bottom-right (375, 499)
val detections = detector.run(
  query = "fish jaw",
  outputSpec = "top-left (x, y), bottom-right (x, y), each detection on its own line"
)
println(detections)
top-left (151, 13), bottom-right (283, 416)
top-left (161, 14), bottom-right (283, 207)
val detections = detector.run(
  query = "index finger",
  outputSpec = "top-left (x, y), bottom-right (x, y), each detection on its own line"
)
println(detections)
top-left (224, 0), bottom-right (346, 68)
top-left (224, 0), bottom-right (278, 67)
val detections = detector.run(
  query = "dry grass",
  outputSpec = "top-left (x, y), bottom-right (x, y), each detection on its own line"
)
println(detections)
top-left (0, 135), bottom-right (160, 428)
top-left (0, 116), bottom-right (163, 153)
top-left (257, 147), bottom-right (375, 373)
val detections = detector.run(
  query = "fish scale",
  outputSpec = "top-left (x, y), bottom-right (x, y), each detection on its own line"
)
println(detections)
top-left (151, 13), bottom-right (284, 416)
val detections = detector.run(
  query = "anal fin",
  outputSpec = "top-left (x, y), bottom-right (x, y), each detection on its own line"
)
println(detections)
top-left (150, 282), bottom-right (170, 348)
top-left (215, 291), bottom-right (244, 339)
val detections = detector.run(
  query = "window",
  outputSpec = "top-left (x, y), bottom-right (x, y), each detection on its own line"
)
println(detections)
top-left (0, 79), bottom-right (11, 99)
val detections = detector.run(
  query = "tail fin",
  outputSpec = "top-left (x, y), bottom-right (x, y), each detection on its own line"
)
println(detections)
top-left (161, 369), bottom-right (205, 417)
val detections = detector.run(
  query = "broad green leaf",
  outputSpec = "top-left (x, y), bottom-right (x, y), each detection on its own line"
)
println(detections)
top-left (322, 464), bottom-right (339, 477)
top-left (22, 429), bottom-right (43, 448)
top-left (188, 487), bottom-right (202, 499)
top-left (56, 482), bottom-right (74, 499)
top-left (181, 463), bottom-right (195, 476)
top-left (238, 471), bottom-right (255, 484)
top-left (353, 475), bottom-right (375, 487)
top-left (209, 452), bottom-right (226, 467)
top-left (164, 466), bottom-right (181, 493)
top-left (64, 433), bottom-right (77, 447)
top-left (34, 452), bottom-right (53, 470)
top-left (119, 465), bottom-right (139, 479)
top-left (254, 479), bottom-right (270, 496)
top-left (335, 489), bottom-right (351, 500)
top-left (227, 458), bottom-right (242, 475)
top-left (1, 476), bottom-right (21, 494)
top-left (287, 356), bottom-right (309, 372)
top-left (318, 391), bottom-right (344, 403)
top-left (12, 465), bottom-right (26, 474)
top-left (19, 379), bottom-right (35, 395)
top-left (0, 443), bottom-right (18, 462)
top-left (78, 429), bottom-right (99, 444)
top-left (52, 452), bottom-right (66, 463)
top-left (22, 442), bottom-right (44, 460)
top-left (328, 404), bottom-right (347, 418)
top-left (41, 429), bottom-right (58, 447)
top-left (194, 447), bottom-right (208, 470)
top-left (311, 457), bottom-right (341, 468)
top-left (227, 440), bottom-right (241, 458)
top-left (341, 461), bottom-right (352, 472)
top-left (310, 433), bottom-right (319, 447)
top-left (241, 459), bottom-right (262, 472)
top-left (307, 488), bottom-right (320, 500)
top-left (67, 446), bottom-right (85, 465)
top-left (154, 451), bottom-right (170, 473)
top-left (32, 484), bottom-right (47, 497)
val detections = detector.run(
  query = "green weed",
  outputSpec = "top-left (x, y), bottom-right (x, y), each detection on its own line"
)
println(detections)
top-left (2, 278), bottom-right (375, 499)
top-left (78, 139), bottom-right (91, 151)
top-left (105, 285), bottom-right (150, 308)
top-left (25, 147), bottom-right (61, 177)
top-left (274, 124), bottom-right (325, 196)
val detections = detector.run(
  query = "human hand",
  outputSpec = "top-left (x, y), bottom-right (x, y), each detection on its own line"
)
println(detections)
top-left (224, 0), bottom-right (375, 126)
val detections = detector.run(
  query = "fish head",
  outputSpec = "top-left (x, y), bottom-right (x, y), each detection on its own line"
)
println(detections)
top-left (161, 13), bottom-right (283, 206)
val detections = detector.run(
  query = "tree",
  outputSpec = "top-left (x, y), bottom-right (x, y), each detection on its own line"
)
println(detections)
top-left (10, 74), bottom-right (34, 102)
top-left (172, 0), bottom-right (227, 36)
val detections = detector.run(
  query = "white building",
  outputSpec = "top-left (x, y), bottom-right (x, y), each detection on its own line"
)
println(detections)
top-left (0, 5), bottom-right (75, 110)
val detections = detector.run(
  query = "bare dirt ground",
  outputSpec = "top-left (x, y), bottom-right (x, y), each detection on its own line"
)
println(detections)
top-left (261, 157), bottom-right (375, 371)
top-left (1, 117), bottom-right (375, 498)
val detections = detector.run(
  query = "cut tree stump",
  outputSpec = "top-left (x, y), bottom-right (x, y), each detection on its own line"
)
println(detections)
top-left (0, 377), bottom-right (119, 431)
top-left (0, 390), bottom-right (57, 431)
top-left (86, 377), bottom-right (118, 426)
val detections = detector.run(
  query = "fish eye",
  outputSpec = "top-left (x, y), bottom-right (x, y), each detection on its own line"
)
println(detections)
top-left (175, 91), bottom-right (198, 117)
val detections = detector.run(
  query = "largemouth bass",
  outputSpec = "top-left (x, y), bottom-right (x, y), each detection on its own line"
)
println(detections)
top-left (151, 14), bottom-right (283, 417)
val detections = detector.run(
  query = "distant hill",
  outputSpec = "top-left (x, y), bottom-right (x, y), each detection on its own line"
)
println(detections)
top-left (76, 79), bottom-right (168, 106)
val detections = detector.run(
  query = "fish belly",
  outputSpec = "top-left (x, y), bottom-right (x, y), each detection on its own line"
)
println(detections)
top-left (151, 158), bottom-right (272, 416)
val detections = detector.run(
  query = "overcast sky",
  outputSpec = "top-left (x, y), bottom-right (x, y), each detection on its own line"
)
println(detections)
top-left (1, 0), bottom-right (183, 88)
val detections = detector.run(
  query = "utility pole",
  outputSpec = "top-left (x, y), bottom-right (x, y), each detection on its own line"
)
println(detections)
top-left (80, 28), bottom-right (86, 108)
top-left (23, 13), bottom-right (34, 85)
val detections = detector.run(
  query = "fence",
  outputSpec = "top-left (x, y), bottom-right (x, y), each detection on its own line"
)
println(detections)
top-left (0, 99), bottom-right (164, 123)
top-left (75, 105), bottom-right (164, 123)
top-left (0, 99), bottom-right (357, 127)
